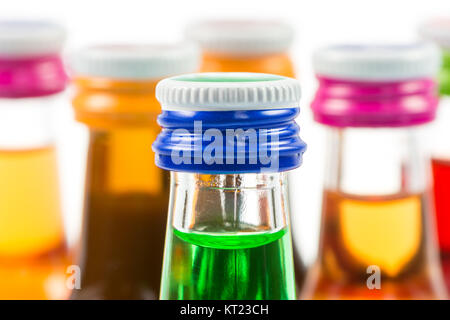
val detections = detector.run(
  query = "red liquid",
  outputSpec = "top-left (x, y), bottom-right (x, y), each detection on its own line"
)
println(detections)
top-left (431, 158), bottom-right (450, 290)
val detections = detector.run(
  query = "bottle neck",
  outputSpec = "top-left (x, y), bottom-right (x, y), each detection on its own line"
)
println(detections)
top-left (0, 96), bottom-right (64, 259)
top-left (169, 171), bottom-right (290, 238)
top-left (323, 126), bottom-right (429, 196)
top-left (161, 170), bottom-right (296, 299)
top-left (85, 125), bottom-right (166, 196)
top-left (440, 50), bottom-right (450, 96)
top-left (72, 77), bottom-right (160, 129)
top-left (0, 96), bottom-right (57, 150)
top-left (200, 52), bottom-right (295, 77)
top-left (76, 77), bottom-right (164, 194)
top-left (75, 122), bottom-right (169, 299)
top-left (431, 97), bottom-right (450, 160)
top-left (310, 125), bottom-right (446, 299)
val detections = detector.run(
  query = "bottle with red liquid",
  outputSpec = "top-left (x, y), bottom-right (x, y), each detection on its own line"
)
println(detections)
top-left (303, 43), bottom-right (447, 299)
top-left (420, 19), bottom-right (450, 291)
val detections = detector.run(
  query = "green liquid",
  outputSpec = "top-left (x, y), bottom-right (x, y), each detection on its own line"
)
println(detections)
top-left (160, 226), bottom-right (296, 300)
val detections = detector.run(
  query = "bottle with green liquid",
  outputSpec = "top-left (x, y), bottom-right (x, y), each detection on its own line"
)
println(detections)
top-left (152, 72), bottom-right (306, 299)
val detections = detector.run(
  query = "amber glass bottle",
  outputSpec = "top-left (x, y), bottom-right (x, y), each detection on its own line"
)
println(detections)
top-left (70, 44), bottom-right (198, 299)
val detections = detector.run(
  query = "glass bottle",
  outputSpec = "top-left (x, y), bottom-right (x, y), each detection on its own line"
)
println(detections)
top-left (303, 43), bottom-right (447, 299)
top-left (70, 44), bottom-right (199, 299)
top-left (184, 19), bottom-right (306, 292)
top-left (420, 19), bottom-right (450, 291)
top-left (185, 20), bottom-right (295, 77)
top-left (0, 20), bottom-right (69, 299)
top-left (153, 72), bottom-right (306, 299)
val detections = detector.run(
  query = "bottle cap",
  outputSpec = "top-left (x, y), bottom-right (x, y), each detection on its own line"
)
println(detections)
top-left (0, 20), bottom-right (66, 98)
top-left (419, 18), bottom-right (450, 49)
top-left (153, 72), bottom-right (306, 173)
top-left (70, 43), bottom-right (200, 80)
top-left (0, 20), bottom-right (65, 57)
top-left (313, 43), bottom-right (440, 81)
top-left (156, 72), bottom-right (301, 111)
top-left (185, 20), bottom-right (294, 56)
top-left (311, 43), bottom-right (440, 127)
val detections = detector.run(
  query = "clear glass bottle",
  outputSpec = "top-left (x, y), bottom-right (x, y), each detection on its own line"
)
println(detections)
top-left (70, 44), bottom-right (199, 299)
top-left (0, 20), bottom-right (69, 299)
top-left (420, 19), bottom-right (450, 291)
top-left (304, 43), bottom-right (447, 299)
top-left (153, 73), bottom-right (306, 300)
top-left (161, 172), bottom-right (295, 299)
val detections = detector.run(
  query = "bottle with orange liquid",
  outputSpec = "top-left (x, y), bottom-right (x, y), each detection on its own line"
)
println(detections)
top-left (185, 20), bottom-right (295, 77)
top-left (70, 44), bottom-right (199, 299)
top-left (420, 19), bottom-right (450, 292)
top-left (303, 43), bottom-right (447, 299)
top-left (0, 21), bottom-right (69, 299)
top-left (185, 19), bottom-right (306, 292)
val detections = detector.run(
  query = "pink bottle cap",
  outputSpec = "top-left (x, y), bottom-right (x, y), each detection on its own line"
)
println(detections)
top-left (311, 43), bottom-right (441, 127)
top-left (0, 21), bottom-right (67, 98)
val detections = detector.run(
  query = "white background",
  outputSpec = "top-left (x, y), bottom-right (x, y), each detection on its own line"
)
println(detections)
top-left (1, 0), bottom-right (450, 265)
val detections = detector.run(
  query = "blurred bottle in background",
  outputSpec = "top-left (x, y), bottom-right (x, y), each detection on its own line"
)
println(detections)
top-left (185, 18), bottom-right (306, 294)
top-left (303, 43), bottom-right (447, 299)
top-left (185, 19), bottom-right (295, 77)
top-left (0, 21), bottom-right (69, 299)
top-left (419, 18), bottom-right (450, 292)
top-left (69, 44), bottom-right (199, 299)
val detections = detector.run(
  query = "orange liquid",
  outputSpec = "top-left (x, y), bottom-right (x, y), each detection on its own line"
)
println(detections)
top-left (200, 52), bottom-right (295, 77)
top-left (0, 147), bottom-right (69, 299)
top-left (304, 190), bottom-right (445, 300)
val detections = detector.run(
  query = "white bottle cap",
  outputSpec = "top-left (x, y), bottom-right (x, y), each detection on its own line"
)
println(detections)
top-left (0, 20), bottom-right (65, 57)
top-left (313, 42), bottom-right (441, 81)
top-left (419, 18), bottom-right (450, 49)
top-left (70, 43), bottom-right (200, 80)
top-left (185, 20), bottom-right (294, 56)
top-left (156, 72), bottom-right (301, 111)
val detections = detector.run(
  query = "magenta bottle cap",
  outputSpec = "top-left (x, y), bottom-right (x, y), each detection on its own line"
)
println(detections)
top-left (311, 43), bottom-right (441, 127)
top-left (0, 21), bottom-right (67, 98)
